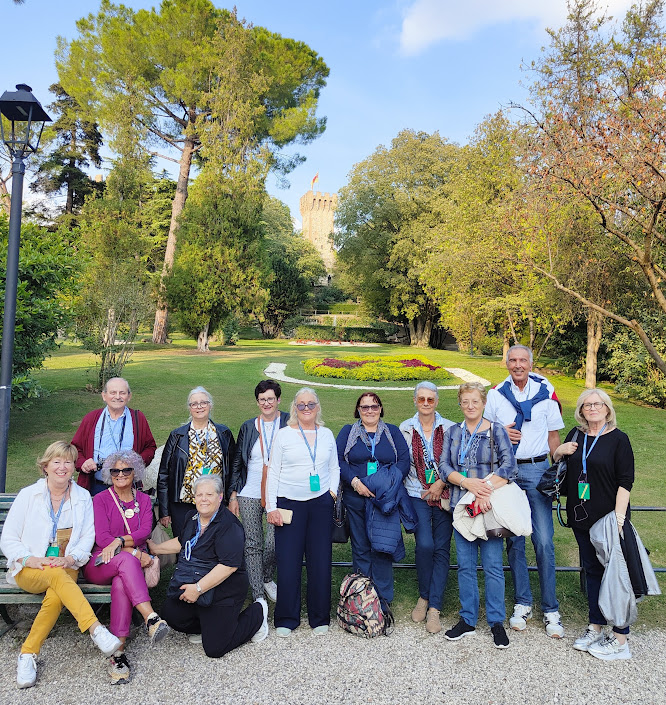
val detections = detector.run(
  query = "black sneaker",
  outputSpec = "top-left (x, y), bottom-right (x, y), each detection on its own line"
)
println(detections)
top-left (491, 623), bottom-right (509, 649)
top-left (108, 651), bottom-right (130, 685)
top-left (444, 619), bottom-right (476, 641)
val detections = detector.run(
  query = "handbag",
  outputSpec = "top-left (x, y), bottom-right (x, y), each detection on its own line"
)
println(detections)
top-left (537, 430), bottom-right (579, 528)
top-left (167, 557), bottom-right (217, 607)
top-left (150, 521), bottom-right (177, 569)
top-left (332, 482), bottom-right (350, 544)
top-left (108, 488), bottom-right (161, 587)
top-left (484, 426), bottom-right (514, 538)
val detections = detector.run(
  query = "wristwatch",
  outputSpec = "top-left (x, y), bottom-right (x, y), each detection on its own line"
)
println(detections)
top-left (117, 536), bottom-right (126, 548)
top-left (196, 582), bottom-right (202, 593)
top-left (485, 479), bottom-right (493, 489)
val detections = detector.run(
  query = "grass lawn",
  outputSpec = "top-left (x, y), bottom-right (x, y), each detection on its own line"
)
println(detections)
top-left (6, 336), bottom-right (666, 627)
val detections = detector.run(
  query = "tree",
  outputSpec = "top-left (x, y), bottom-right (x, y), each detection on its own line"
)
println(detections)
top-left (0, 215), bottom-right (79, 402)
top-left (30, 83), bottom-right (103, 219)
top-left (336, 130), bottom-right (459, 346)
top-left (57, 0), bottom-right (329, 343)
top-left (515, 0), bottom-right (666, 374)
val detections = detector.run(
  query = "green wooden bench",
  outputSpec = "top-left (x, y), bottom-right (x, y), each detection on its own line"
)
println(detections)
top-left (0, 493), bottom-right (111, 638)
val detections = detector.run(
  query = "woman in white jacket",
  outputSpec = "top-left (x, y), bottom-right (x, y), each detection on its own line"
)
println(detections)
top-left (0, 441), bottom-right (121, 689)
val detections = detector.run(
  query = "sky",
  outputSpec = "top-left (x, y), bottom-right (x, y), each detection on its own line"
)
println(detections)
top-left (2, 0), bottom-right (636, 226)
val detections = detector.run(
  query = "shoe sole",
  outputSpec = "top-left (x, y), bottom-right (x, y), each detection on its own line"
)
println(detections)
top-left (150, 623), bottom-right (170, 646)
top-left (493, 641), bottom-right (510, 649)
top-left (17, 680), bottom-right (36, 689)
top-left (251, 626), bottom-right (269, 643)
top-left (588, 650), bottom-right (631, 661)
top-left (109, 673), bottom-right (130, 685)
top-left (444, 630), bottom-right (476, 641)
top-left (546, 630), bottom-right (564, 639)
top-left (573, 643), bottom-right (592, 652)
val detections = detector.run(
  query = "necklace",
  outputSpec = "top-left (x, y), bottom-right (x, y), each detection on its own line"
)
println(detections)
top-left (113, 487), bottom-right (139, 519)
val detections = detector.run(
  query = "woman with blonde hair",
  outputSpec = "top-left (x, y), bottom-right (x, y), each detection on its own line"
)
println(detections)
top-left (1, 442), bottom-right (121, 688)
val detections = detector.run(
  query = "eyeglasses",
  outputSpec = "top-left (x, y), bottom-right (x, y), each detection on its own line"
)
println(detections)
top-left (189, 401), bottom-right (211, 408)
top-left (582, 402), bottom-right (606, 410)
top-left (257, 397), bottom-right (277, 406)
top-left (296, 402), bottom-right (318, 411)
top-left (110, 467), bottom-right (134, 477)
top-left (459, 400), bottom-right (482, 408)
top-left (416, 396), bottom-right (437, 404)
top-left (358, 404), bottom-right (380, 412)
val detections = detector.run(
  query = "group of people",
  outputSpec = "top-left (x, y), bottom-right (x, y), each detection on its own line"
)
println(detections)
top-left (0, 343), bottom-right (642, 689)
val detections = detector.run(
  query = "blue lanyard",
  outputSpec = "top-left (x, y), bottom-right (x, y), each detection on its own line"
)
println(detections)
top-left (458, 419), bottom-right (483, 467)
top-left (581, 424), bottom-right (607, 479)
top-left (414, 418), bottom-right (435, 466)
top-left (298, 424), bottom-right (318, 473)
top-left (47, 486), bottom-right (69, 543)
top-left (261, 418), bottom-right (278, 463)
top-left (184, 509), bottom-right (219, 561)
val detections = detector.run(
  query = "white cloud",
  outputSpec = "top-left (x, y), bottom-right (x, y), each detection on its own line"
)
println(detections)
top-left (399, 0), bottom-right (636, 55)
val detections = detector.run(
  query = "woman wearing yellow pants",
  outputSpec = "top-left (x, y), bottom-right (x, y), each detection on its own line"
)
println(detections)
top-left (0, 442), bottom-right (121, 688)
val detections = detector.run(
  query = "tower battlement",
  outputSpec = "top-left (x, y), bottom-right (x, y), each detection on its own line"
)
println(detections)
top-left (299, 190), bottom-right (337, 273)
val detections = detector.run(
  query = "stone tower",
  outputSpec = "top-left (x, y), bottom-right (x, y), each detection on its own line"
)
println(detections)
top-left (299, 190), bottom-right (337, 274)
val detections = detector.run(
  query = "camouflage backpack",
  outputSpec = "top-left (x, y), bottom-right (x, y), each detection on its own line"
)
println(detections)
top-left (337, 573), bottom-right (393, 638)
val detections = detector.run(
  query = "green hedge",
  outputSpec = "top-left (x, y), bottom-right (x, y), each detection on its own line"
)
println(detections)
top-left (294, 325), bottom-right (386, 343)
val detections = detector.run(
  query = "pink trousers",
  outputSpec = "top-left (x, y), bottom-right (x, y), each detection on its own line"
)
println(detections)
top-left (83, 551), bottom-right (150, 637)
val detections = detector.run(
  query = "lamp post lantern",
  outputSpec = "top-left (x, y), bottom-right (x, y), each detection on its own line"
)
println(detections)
top-left (0, 84), bottom-right (51, 491)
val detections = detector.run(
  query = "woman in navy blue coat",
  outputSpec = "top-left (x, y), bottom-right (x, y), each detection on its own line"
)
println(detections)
top-left (336, 392), bottom-right (410, 610)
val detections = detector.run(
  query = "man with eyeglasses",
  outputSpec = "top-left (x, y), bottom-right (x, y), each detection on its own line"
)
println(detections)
top-left (228, 381), bottom-right (289, 603)
top-left (484, 345), bottom-right (565, 639)
top-left (72, 377), bottom-right (156, 496)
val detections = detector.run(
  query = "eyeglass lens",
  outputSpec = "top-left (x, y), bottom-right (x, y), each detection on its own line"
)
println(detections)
top-left (110, 467), bottom-right (133, 476)
top-left (296, 402), bottom-right (317, 410)
top-left (359, 404), bottom-right (380, 412)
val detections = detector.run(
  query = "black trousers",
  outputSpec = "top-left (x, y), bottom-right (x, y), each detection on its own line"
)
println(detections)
top-left (169, 501), bottom-right (196, 540)
top-left (162, 596), bottom-right (263, 658)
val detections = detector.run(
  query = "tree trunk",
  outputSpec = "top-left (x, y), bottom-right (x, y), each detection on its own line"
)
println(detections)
top-left (152, 135), bottom-right (196, 343)
top-left (0, 172), bottom-right (10, 215)
top-left (585, 309), bottom-right (603, 388)
top-left (502, 328), bottom-right (510, 365)
top-left (528, 313), bottom-right (535, 349)
top-left (409, 314), bottom-right (432, 348)
top-left (66, 157), bottom-right (75, 215)
top-left (507, 310), bottom-right (519, 344)
top-left (197, 321), bottom-right (210, 353)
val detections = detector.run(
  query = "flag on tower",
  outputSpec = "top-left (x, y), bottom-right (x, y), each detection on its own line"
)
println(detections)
top-left (311, 173), bottom-right (319, 190)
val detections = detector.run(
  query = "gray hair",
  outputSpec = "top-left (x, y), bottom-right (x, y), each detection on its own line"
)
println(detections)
top-left (574, 388), bottom-right (617, 432)
top-left (101, 449), bottom-right (146, 484)
top-left (506, 345), bottom-right (533, 364)
top-left (414, 381), bottom-right (439, 401)
top-left (192, 474), bottom-right (224, 496)
top-left (187, 386), bottom-right (214, 422)
top-left (288, 387), bottom-right (324, 427)
top-left (103, 377), bottom-right (131, 394)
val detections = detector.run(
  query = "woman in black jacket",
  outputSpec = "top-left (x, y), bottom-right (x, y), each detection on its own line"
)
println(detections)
top-left (228, 380), bottom-right (288, 602)
top-left (158, 387), bottom-right (235, 539)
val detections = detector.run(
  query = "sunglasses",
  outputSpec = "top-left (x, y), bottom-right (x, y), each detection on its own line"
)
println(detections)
top-left (416, 396), bottom-right (437, 404)
top-left (110, 467), bottom-right (134, 477)
top-left (358, 404), bottom-right (380, 412)
top-left (296, 402), bottom-right (318, 411)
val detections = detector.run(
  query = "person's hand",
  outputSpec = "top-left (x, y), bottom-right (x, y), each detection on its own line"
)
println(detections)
top-left (354, 480), bottom-right (375, 498)
top-left (267, 510), bottom-right (283, 526)
top-left (422, 478), bottom-right (444, 502)
top-left (46, 555), bottom-right (75, 569)
top-left (554, 441), bottom-right (578, 462)
top-left (461, 477), bottom-right (492, 498)
top-left (81, 458), bottom-right (97, 473)
top-left (476, 498), bottom-right (493, 514)
top-left (179, 583), bottom-right (200, 603)
top-left (24, 556), bottom-right (51, 570)
top-left (147, 539), bottom-right (158, 554)
top-left (159, 516), bottom-right (171, 528)
top-left (101, 539), bottom-right (121, 564)
top-left (505, 422), bottom-right (522, 444)
top-left (228, 496), bottom-right (240, 518)
top-left (139, 551), bottom-right (153, 569)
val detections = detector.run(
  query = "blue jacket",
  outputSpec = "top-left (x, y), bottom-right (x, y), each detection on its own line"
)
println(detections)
top-left (363, 463), bottom-right (417, 560)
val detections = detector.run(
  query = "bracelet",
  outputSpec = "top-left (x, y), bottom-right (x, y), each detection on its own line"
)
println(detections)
top-left (460, 478), bottom-right (466, 490)
top-left (351, 477), bottom-right (359, 490)
top-left (132, 548), bottom-right (138, 557)
top-left (117, 536), bottom-right (126, 548)
top-left (22, 555), bottom-right (31, 567)
top-left (196, 581), bottom-right (202, 593)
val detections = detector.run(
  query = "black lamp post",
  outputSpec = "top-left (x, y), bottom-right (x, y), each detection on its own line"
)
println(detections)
top-left (0, 84), bottom-right (51, 491)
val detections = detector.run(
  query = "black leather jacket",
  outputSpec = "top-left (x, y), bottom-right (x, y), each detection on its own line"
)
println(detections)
top-left (228, 411), bottom-right (290, 495)
top-left (157, 421), bottom-right (235, 517)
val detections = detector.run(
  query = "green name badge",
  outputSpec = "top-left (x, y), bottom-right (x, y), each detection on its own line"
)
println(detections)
top-left (367, 461), bottom-right (378, 475)
top-left (201, 467), bottom-right (211, 475)
top-left (310, 474), bottom-right (320, 492)
top-left (460, 470), bottom-right (468, 478)
top-left (578, 482), bottom-right (591, 500)
top-left (46, 544), bottom-right (60, 558)
top-left (425, 466), bottom-right (436, 484)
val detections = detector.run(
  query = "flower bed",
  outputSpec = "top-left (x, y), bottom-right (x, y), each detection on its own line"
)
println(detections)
top-left (302, 354), bottom-right (453, 382)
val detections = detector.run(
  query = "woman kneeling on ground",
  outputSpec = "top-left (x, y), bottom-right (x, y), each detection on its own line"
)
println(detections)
top-left (0, 441), bottom-right (122, 689)
top-left (83, 450), bottom-right (169, 684)
top-left (149, 474), bottom-right (267, 656)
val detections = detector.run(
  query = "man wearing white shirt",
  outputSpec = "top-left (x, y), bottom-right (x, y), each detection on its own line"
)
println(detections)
top-left (484, 345), bottom-right (565, 638)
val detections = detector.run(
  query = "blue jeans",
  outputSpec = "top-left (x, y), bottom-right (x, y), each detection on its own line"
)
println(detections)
top-left (344, 489), bottom-right (395, 604)
top-left (573, 528), bottom-right (629, 635)
top-left (412, 498), bottom-right (453, 611)
top-left (454, 529), bottom-right (506, 626)
top-left (506, 458), bottom-right (559, 613)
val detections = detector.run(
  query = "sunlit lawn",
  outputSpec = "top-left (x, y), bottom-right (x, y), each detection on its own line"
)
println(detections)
top-left (7, 335), bottom-right (665, 627)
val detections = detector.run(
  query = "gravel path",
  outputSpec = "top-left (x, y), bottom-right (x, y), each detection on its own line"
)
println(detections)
top-left (0, 611), bottom-right (663, 705)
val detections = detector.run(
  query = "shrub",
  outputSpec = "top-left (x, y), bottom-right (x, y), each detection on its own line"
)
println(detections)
top-left (293, 324), bottom-right (386, 343)
top-left (302, 355), bottom-right (453, 381)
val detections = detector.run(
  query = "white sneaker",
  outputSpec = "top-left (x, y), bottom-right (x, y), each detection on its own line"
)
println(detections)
top-left (544, 611), bottom-right (565, 638)
top-left (573, 625), bottom-right (603, 652)
top-left (251, 598), bottom-right (269, 643)
top-left (509, 604), bottom-right (532, 631)
top-left (588, 633), bottom-right (631, 661)
top-left (91, 625), bottom-right (122, 656)
top-left (264, 581), bottom-right (278, 602)
top-left (16, 653), bottom-right (37, 689)
top-left (187, 633), bottom-right (202, 644)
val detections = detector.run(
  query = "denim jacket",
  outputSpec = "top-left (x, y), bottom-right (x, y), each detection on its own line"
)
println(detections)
top-left (439, 422), bottom-right (517, 510)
